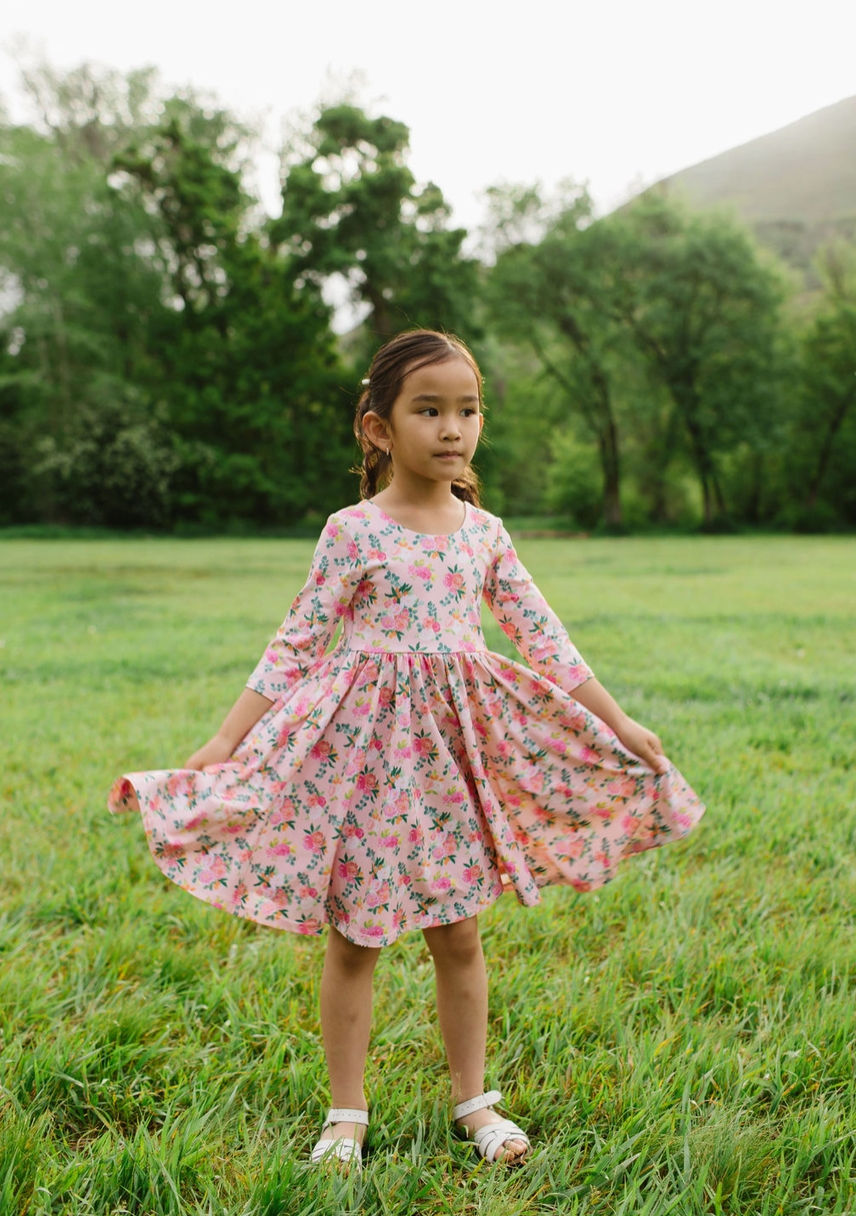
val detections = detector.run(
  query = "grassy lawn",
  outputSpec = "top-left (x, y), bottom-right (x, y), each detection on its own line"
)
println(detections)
top-left (1, 534), bottom-right (854, 1215)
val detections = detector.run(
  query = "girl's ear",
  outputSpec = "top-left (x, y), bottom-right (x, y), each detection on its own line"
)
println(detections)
top-left (362, 410), bottom-right (387, 448)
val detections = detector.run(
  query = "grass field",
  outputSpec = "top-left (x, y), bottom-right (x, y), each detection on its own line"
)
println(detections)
top-left (1, 534), bottom-right (855, 1216)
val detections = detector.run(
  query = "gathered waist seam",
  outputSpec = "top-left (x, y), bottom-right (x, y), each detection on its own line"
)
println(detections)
top-left (344, 646), bottom-right (490, 657)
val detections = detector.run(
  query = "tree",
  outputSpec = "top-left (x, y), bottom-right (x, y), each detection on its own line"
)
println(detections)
top-left (274, 105), bottom-right (479, 345)
top-left (0, 60), bottom-right (350, 527)
top-left (113, 105), bottom-right (349, 523)
top-left (596, 197), bottom-right (790, 527)
top-left (798, 244), bottom-right (856, 518)
top-left (485, 183), bottom-right (635, 528)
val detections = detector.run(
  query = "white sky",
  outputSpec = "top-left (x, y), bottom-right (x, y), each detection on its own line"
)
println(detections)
top-left (2, 0), bottom-right (855, 229)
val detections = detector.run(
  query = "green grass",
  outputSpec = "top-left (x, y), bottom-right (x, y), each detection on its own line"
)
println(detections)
top-left (1, 534), bottom-right (854, 1215)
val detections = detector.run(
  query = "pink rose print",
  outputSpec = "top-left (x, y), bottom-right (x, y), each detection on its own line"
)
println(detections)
top-left (111, 502), bottom-right (702, 947)
top-left (198, 856), bottom-right (228, 885)
top-left (565, 835), bottom-right (585, 859)
top-left (366, 882), bottom-right (390, 909)
top-left (607, 776), bottom-right (638, 798)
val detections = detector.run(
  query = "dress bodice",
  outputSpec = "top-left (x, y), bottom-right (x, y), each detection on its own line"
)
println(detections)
top-left (338, 499), bottom-right (490, 654)
top-left (248, 499), bottom-right (593, 699)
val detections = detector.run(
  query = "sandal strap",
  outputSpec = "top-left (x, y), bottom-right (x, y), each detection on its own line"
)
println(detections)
top-left (453, 1089), bottom-right (503, 1120)
top-left (324, 1107), bottom-right (369, 1127)
top-left (310, 1137), bottom-right (363, 1165)
top-left (471, 1118), bottom-right (530, 1163)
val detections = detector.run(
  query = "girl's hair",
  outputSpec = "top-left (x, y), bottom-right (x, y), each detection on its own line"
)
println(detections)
top-left (352, 329), bottom-right (485, 505)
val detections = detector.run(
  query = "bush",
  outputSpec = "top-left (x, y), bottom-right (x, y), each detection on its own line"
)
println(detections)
top-left (543, 431), bottom-right (602, 529)
top-left (32, 398), bottom-right (178, 529)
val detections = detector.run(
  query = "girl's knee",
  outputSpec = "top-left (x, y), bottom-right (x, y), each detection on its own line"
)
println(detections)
top-left (326, 926), bottom-right (382, 974)
top-left (423, 916), bottom-right (482, 964)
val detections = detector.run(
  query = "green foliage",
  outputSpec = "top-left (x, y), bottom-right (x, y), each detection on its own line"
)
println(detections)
top-left (1, 534), bottom-right (855, 1213)
top-left (0, 63), bottom-right (351, 530)
top-left (275, 104), bottom-right (480, 346)
top-left (543, 430), bottom-right (602, 528)
top-left (0, 56), bottom-right (853, 533)
top-left (485, 183), bottom-right (629, 528)
top-left (787, 243), bottom-right (856, 527)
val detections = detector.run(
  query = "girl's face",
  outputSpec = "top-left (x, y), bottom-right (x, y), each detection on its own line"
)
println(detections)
top-left (382, 357), bottom-right (484, 485)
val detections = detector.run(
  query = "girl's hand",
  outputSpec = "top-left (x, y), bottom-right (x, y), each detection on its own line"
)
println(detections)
top-left (185, 734), bottom-right (234, 771)
top-left (616, 718), bottom-right (669, 774)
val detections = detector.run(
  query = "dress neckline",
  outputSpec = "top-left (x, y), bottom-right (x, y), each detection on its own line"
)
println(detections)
top-left (366, 498), bottom-right (469, 538)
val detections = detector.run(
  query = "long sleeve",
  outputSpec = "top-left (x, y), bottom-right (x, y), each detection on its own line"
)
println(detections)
top-left (482, 518), bottom-right (593, 696)
top-left (246, 514), bottom-right (363, 701)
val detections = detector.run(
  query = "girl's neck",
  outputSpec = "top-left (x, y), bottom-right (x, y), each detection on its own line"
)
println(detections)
top-left (370, 486), bottom-right (465, 534)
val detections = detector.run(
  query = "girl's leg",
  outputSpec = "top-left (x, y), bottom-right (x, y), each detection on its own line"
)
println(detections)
top-left (422, 916), bottom-right (527, 1161)
top-left (318, 925), bottom-right (381, 1147)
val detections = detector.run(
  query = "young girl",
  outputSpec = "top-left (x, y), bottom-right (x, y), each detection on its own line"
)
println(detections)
top-left (109, 329), bottom-right (704, 1169)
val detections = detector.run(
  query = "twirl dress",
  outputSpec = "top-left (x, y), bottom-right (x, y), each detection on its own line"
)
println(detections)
top-left (109, 499), bottom-right (705, 946)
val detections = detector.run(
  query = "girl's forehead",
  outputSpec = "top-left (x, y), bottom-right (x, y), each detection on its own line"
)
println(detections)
top-left (399, 357), bottom-right (480, 398)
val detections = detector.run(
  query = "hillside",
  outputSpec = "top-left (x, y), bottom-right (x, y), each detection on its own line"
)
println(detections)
top-left (648, 94), bottom-right (856, 274)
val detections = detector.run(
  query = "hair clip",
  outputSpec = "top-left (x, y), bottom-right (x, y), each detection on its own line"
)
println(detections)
top-left (361, 378), bottom-right (370, 387)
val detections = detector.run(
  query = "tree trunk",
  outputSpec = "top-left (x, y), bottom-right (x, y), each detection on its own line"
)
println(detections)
top-left (805, 392), bottom-right (855, 508)
top-left (599, 418), bottom-right (622, 527)
top-left (590, 364), bottom-right (622, 527)
top-left (673, 383), bottom-right (720, 524)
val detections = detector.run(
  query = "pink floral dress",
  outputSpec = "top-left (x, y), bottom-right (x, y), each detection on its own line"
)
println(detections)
top-left (109, 499), bottom-right (704, 945)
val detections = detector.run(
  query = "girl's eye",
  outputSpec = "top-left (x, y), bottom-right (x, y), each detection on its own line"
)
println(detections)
top-left (418, 408), bottom-right (478, 417)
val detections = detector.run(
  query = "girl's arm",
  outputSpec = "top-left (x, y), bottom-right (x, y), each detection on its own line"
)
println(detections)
top-left (185, 514), bottom-right (363, 771)
top-left (571, 677), bottom-right (669, 773)
top-left (482, 521), bottom-right (668, 775)
top-left (185, 688), bottom-right (273, 770)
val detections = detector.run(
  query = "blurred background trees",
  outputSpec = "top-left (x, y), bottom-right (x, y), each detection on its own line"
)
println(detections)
top-left (0, 58), bottom-right (853, 532)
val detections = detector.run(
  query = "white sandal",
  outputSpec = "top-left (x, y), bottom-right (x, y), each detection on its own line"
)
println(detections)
top-left (453, 1090), bottom-right (531, 1163)
top-left (309, 1107), bottom-right (369, 1170)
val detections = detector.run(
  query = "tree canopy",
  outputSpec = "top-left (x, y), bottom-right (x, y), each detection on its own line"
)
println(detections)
top-left (0, 59), bottom-right (853, 533)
